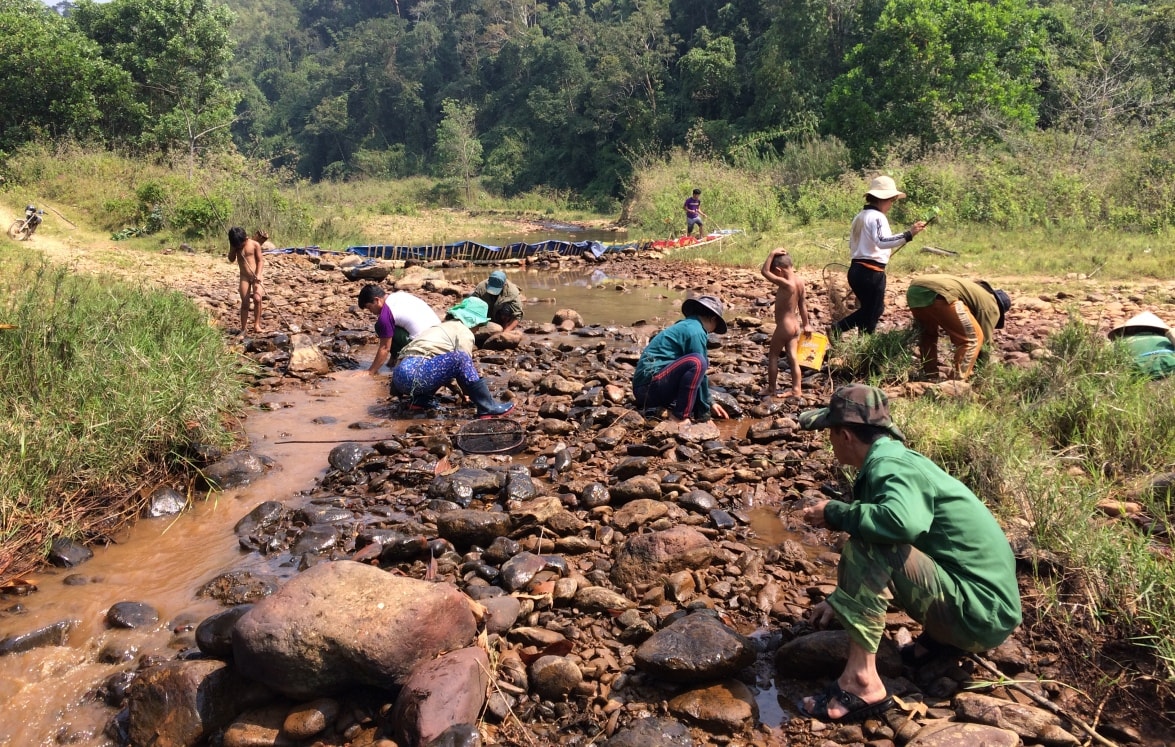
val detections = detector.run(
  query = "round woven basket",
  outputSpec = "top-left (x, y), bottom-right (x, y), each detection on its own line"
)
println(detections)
top-left (454, 417), bottom-right (526, 454)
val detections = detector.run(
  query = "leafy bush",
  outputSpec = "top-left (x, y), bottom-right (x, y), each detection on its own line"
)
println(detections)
top-left (171, 195), bottom-right (231, 238)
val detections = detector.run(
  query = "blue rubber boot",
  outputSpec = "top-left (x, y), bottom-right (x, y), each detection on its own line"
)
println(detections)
top-left (464, 379), bottom-right (514, 417)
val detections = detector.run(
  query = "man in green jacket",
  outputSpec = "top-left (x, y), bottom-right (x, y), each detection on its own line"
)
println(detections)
top-left (796, 384), bottom-right (1021, 722)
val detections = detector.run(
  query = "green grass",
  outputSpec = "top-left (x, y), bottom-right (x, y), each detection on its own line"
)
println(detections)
top-left (0, 252), bottom-right (248, 574)
top-left (892, 319), bottom-right (1175, 684)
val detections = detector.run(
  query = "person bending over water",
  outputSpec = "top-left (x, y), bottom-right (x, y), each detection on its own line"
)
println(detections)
top-left (391, 297), bottom-right (514, 417)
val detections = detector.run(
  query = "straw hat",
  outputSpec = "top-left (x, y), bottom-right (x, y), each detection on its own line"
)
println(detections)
top-left (1109, 311), bottom-right (1171, 339)
top-left (865, 175), bottom-right (906, 201)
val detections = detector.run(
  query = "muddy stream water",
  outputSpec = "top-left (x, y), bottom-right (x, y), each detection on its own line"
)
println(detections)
top-left (0, 267), bottom-right (813, 745)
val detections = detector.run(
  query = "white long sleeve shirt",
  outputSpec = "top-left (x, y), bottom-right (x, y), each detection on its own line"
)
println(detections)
top-left (848, 206), bottom-right (911, 266)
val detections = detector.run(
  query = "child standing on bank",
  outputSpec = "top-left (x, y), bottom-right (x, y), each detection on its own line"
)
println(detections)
top-left (761, 248), bottom-right (812, 400)
top-left (227, 226), bottom-right (264, 335)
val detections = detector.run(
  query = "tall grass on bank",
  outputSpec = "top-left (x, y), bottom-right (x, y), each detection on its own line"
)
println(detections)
top-left (0, 253), bottom-right (247, 579)
top-left (895, 319), bottom-right (1175, 683)
top-left (625, 151), bottom-right (782, 236)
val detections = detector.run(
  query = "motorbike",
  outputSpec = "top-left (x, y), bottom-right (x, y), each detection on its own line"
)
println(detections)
top-left (7, 205), bottom-right (44, 241)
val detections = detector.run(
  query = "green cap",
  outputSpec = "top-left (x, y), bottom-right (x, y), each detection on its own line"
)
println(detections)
top-left (799, 384), bottom-right (904, 441)
top-left (447, 297), bottom-right (491, 328)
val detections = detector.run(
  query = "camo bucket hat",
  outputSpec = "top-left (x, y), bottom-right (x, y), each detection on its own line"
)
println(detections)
top-left (799, 384), bottom-right (905, 441)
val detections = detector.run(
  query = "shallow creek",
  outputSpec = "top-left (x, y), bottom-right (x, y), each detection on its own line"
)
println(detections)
top-left (0, 270), bottom-right (814, 744)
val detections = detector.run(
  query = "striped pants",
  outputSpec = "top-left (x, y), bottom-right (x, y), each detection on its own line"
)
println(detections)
top-left (911, 298), bottom-right (983, 380)
top-left (633, 353), bottom-right (707, 420)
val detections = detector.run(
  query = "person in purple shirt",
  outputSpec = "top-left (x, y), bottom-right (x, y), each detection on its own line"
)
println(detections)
top-left (683, 188), bottom-right (707, 237)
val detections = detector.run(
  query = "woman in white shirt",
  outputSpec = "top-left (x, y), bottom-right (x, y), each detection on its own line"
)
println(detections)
top-left (830, 176), bottom-right (926, 335)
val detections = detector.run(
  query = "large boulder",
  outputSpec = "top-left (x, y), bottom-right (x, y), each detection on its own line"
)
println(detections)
top-left (232, 561), bottom-right (477, 699)
top-left (287, 333), bottom-right (330, 375)
top-left (611, 527), bottom-right (713, 588)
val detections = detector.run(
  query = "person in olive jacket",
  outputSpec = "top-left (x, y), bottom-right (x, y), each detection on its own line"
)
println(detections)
top-left (906, 275), bottom-right (1011, 381)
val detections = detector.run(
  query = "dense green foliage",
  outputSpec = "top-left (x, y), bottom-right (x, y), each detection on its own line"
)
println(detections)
top-left (0, 0), bottom-right (138, 147)
top-left (4, 0), bottom-right (1175, 223)
top-left (0, 253), bottom-right (246, 553)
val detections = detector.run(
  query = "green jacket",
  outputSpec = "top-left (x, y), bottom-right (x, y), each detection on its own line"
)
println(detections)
top-left (472, 279), bottom-right (524, 325)
top-left (1120, 333), bottom-right (1175, 379)
top-left (825, 437), bottom-right (1022, 648)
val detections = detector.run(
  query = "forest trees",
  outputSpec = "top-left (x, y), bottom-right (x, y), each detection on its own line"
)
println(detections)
top-left (823, 0), bottom-right (1046, 163)
top-left (435, 99), bottom-right (483, 202)
top-left (71, 0), bottom-right (238, 169)
top-left (3, 0), bottom-right (1173, 205)
top-left (0, 0), bottom-right (138, 150)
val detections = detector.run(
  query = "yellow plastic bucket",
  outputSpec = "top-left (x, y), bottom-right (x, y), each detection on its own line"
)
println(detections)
top-left (796, 331), bottom-right (829, 371)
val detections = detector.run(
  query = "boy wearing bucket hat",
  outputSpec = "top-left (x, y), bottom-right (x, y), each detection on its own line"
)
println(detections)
top-left (761, 248), bottom-right (814, 400)
top-left (795, 384), bottom-right (1020, 722)
top-left (1108, 312), bottom-right (1175, 379)
top-left (633, 294), bottom-right (731, 426)
top-left (391, 297), bottom-right (514, 416)
top-left (905, 275), bottom-right (1012, 381)
top-left (830, 176), bottom-right (928, 336)
top-left (357, 285), bottom-right (443, 375)
top-left (472, 270), bottom-right (524, 331)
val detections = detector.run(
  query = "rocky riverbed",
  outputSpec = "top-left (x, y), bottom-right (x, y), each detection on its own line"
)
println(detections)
top-left (6, 247), bottom-right (1175, 747)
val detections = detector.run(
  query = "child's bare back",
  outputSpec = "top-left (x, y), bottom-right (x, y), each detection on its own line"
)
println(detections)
top-left (761, 249), bottom-right (812, 399)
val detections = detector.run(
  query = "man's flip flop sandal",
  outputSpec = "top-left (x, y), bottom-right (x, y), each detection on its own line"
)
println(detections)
top-left (800, 681), bottom-right (894, 723)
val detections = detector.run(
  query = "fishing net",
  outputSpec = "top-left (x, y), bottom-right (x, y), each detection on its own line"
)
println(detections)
top-left (823, 262), bottom-right (855, 321)
top-left (454, 418), bottom-right (526, 454)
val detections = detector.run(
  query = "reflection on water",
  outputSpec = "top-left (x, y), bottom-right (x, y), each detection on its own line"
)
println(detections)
top-left (746, 506), bottom-right (813, 552)
top-left (442, 266), bottom-right (745, 328)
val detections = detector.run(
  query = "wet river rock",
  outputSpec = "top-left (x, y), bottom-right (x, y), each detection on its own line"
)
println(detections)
top-left (232, 560), bottom-right (477, 699)
top-left (92, 252), bottom-right (1144, 746)
top-left (635, 611), bottom-right (755, 683)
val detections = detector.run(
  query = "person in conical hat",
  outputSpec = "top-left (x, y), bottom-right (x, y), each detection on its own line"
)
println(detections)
top-left (1108, 311), bottom-right (1171, 339)
top-left (1108, 311), bottom-right (1175, 379)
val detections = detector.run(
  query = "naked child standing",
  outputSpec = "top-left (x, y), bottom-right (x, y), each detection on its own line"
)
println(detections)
top-left (761, 248), bottom-right (812, 400)
top-left (227, 226), bottom-right (264, 334)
